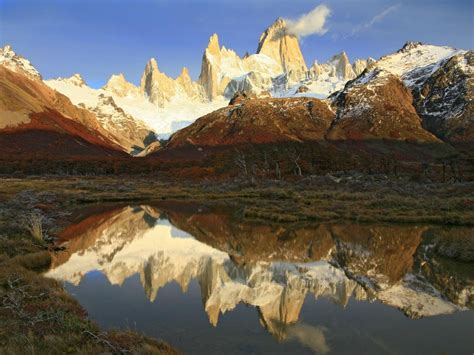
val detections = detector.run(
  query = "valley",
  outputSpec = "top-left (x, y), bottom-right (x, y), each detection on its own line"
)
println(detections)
top-left (0, 2), bottom-right (473, 354)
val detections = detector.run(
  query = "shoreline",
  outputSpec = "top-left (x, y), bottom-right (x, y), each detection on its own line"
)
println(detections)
top-left (0, 174), bottom-right (472, 353)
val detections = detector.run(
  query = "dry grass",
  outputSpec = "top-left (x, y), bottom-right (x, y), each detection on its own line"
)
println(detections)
top-left (23, 212), bottom-right (46, 242)
top-left (0, 175), bottom-right (473, 226)
top-left (0, 186), bottom-right (180, 354)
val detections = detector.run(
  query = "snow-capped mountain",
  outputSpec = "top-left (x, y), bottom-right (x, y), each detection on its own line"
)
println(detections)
top-left (198, 18), bottom-right (371, 101)
top-left (46, 69), bottom-right (228, 141)
top-left (3, 19), bottom-right (471, 155)
top-left (42, 18), bottom-right (371, 141)
top-left (46, 74), bottom-right (157, 153)
top-left (331, 42), bottom-right (473, 142)
top-left (0, 44), bottom-right (42, 81)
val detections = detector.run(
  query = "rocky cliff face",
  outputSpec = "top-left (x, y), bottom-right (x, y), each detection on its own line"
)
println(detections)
top-left (141, 58), bottom-right (205, 107)
top-left (198, 34), bottom-right (222, 101)
top-left (167, 97), bottom-right (335, 147)
top-left (256, 18), bottom-right (307, 81)
top-left (197, 19), bottom-right (368, 101)
top-left (413, 51), bottom-right (474, 142)
top-left (140, 58), bottom-right (177, 107)
top-left (176, 67), bottom-right (204, 100)
top-left (328, 69), bottom-right (440, 141)
top-left (334, 41), bottom-right (473, 143)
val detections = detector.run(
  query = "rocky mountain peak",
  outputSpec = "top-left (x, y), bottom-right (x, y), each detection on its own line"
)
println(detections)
top-left (328, 52), bottom-right (356, 80)
top-left (0, 44), bottom-right (42, 81)
top-left (199, 34), bottom-right (223, 101)
top-left (55, 73), bottom-right (87, 87)
top-left (103, 73), bottom-right (140, 97)
top-left (144, 58), bottom-right (160, 75)
top-left (257, 17), bottom-right (307, 79)
top-left (398, 41), bottom-right (424, 53)
top-left (68, 73), bottom-right (87, 87)
top-left (206, 33), bottom-right (221, 57)
top-left (104, 73), bottom-right (126, 87)
top-left (140, 57), bottom-right (180, 106)
top-left (177, 67), bottom-right (191, 81)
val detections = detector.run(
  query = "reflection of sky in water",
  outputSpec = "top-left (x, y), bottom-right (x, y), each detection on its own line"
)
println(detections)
top-left (155, 218), bottom-right (196, 239)
top-left (66, 272), bottom-right (474, 355)
top-left (47, 205), bottom-right (473, 355)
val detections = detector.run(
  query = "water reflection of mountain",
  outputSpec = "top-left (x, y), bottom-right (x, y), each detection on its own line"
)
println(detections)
top-left (46, 203), bottom-right (473, 339)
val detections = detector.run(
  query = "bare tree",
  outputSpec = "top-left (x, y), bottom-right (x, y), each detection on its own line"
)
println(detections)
top-left (275, 161), bottom-right (281, 180)
top-left (288, 148), bottom-right (302, 177)
top-left (234, 149), bottom-right (248, 177)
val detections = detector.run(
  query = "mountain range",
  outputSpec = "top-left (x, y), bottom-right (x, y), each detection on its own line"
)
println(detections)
top-left (0, 18), bottom-right (472, 176)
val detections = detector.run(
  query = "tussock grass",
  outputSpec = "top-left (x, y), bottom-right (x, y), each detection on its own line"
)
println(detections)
top-left (23, 212), bottom-right (46, 242)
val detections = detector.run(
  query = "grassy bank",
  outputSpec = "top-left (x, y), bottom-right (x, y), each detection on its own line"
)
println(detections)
top-left (0, 189), bottom-right (178, 354)
top-left (1, 174), bottom-right (473, 226)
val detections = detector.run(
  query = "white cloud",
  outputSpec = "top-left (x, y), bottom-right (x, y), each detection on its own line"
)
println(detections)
top-left (286, 324), bottom-right (330, 354)
top-left (285, 4), bottom-right (331, 38)
top-left (351, 4), bottom-right (400, 36)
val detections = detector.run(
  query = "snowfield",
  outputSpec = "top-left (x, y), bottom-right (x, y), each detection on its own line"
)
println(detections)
top-left (46, 77), bottom-right (228, 138)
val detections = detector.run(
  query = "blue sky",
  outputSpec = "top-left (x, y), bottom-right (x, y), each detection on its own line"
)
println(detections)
top-left (1, 0), bottom-right (472, 88)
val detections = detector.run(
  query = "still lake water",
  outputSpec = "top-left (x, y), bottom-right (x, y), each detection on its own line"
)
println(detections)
top-left (46, 203), bottom-right (473, 354)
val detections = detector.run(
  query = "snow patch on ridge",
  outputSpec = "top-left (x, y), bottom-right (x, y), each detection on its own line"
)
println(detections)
top-left (0, 45), bottom-right (42, 81)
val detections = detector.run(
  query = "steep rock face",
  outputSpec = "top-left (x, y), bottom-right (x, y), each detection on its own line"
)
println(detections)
top-left (308, 53), bottom-right (356, 80)
top-left (167, 97), bottom-right (335, 147)
top-left (140, 58), bottom-right (177, 106)
top-left (0, 66), bottom-right (124, 157)
top-left (141, 59), bottom-right (205, 106)
top-left (352, 58), bottom-right (372, 76)
top-left (327, 70), bottom-right (441, 142)
top-left (198, 34), bottom-right (221, 101)
top-left (176, 67), bottom-right (205, 101)
top-left (413, 51), bottom-right (474, 142)
top-left (0, 45), bottom-right (42, 81)
top-left (198, 34), bottom-right (278, 101)
top-left (102, 73), bottom-right (142, 97)
top-left (333, 52), bottom-right (356, 80)
top-left (256, 18), bottom-right (307, 82)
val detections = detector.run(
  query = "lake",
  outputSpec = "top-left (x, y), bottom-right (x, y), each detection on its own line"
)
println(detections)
top-left (46, 203), bottom-right (473, 354)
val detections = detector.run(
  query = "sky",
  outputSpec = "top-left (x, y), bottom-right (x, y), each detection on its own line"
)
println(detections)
top-left (1, 0), bottom-right (473, 88)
